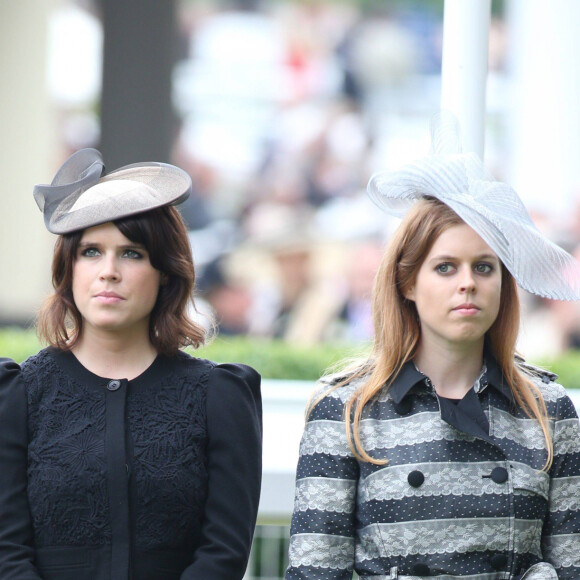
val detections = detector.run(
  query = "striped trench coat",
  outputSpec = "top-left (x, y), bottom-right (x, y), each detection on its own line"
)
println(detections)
top-left (286, 358), bottom-right (580, 579)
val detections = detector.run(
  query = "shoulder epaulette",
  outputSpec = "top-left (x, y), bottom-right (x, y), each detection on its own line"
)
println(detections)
top-left (319, 361), bottom-right (372, 387)
top-left (515, 354), bottom-right (558, 383)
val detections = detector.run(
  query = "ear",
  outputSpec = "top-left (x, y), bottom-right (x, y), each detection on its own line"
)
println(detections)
top-left (404, 286), bottom-right (415, 301)
top-left (160, 273), bottom-right (169, 286)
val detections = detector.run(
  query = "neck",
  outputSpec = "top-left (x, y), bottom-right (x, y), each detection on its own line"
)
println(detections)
top-left (413, 339), bottom-right (484, 399)
top-left (71, 326), bottom-right (158, 380)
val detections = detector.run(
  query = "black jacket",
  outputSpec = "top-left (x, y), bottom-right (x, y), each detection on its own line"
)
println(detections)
top-left (0, 349), bottom-right (262, 580)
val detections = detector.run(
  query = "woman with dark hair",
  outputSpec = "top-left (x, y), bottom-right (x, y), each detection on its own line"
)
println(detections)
top-left (0, 150), bottom-right (262, 580)
top-left (286, 116), bottom-right (580, 580)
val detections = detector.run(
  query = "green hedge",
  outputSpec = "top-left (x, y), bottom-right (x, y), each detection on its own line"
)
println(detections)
top-left (1, 327), bottom-right (579, 386)
top-left (536, 352), bottom-right (580, 393)
top-left (0, 328), bottom-right (42, 366)
top-left (0, 328), bottom-right (365, 381)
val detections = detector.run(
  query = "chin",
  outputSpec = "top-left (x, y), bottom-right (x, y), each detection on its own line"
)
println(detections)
top-left (453, 331), bottom-right (487, 345)
top-left (88, 318), bottom-right (126, 331)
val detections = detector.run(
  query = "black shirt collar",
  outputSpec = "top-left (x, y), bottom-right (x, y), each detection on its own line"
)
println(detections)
top-left (484, 354), bottom-right (514, 402)
top-left (388, 361), bottom-right (427, 404)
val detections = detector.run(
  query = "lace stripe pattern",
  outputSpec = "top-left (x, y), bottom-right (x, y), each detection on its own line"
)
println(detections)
top-left (359, 460), bottom-right (549, 503)
top-left (287, 374), bottom-right (580, 579)
top-left (361, 518), bottom-right (542, 559)
top-left (300, 420), bottom-right (352, 457)
top-left (532, 380), bottom-right (567, 403)
top-left (294, 477), bottom-right (356, 513)
top-left (369, 518), bottom-right (542, 558)
top-left (549, 475), bottom-right (580, 512)
top-left (489, 408), bottom-right (549, 450)
top-left (300, 412), bottom-right (482, 457)
top-left (288, 533), bottom-right (355, 570)
top-left (289, 518), bottom-right (542, 570)
top-left (542, 533), bottom-right (580, 568)
top-left (553, 418), bottom-right (580, 455)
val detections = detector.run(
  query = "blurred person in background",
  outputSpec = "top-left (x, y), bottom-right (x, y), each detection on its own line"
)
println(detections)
top-left (0, 149), bottom-right (262, 580)
top-left (330, 239), bottom-right (383, 342)
top-left (197, 256), bottom-right (253, 336)
top-left (286, 116), bottom-right (580, 580)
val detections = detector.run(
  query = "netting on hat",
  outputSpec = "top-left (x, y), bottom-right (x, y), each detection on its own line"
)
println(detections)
top-left (367, 113), bottom-right (580, 301)
top-left (33, 150), bottom-right (191, 234)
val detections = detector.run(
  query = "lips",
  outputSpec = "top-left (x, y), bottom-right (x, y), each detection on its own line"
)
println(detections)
top-left (453, 303), bottom-right (480, 315)
top-left (94, 291), bottom-right (124, 303)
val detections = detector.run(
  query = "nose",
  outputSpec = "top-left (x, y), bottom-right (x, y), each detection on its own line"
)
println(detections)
top-left (458, 268), bottom-right (476, 293)
top-left (99, 254), bottom-right (121, 282)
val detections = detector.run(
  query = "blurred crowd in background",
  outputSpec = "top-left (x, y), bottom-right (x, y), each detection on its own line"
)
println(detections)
top-left (51, 0), bottom-right (580, 360)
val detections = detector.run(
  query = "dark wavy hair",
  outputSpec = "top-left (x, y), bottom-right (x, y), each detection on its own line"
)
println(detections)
top-left (37, 206), bottom-right (206, 355)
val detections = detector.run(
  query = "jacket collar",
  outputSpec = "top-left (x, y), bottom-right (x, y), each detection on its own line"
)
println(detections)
top-left (388, 361), bottom-right (426, 404)
top-left (388, 351), bottom-right (514, 403)
top-left (484, 354), bottom-right (514, 402)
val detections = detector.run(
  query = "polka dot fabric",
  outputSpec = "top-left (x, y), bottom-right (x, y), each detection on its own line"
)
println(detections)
top-left (286, 358), bottom-right (580, 579)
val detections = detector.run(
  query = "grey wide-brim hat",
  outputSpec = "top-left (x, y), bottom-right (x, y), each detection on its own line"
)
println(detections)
top-left (367, 112), bottom-right (580, 301)
top-left (33, 148), bottom-right (192, 234)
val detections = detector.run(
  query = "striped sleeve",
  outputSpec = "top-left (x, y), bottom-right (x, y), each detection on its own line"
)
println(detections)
top-left (541, 386), bottom-right (580, 580)
top-left (286, 385), bottom-right (359, 580)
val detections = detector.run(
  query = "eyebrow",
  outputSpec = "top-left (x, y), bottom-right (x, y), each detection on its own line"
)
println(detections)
top-left (428, 253), bottom-right (499, 262)
top-left (78, 241), bottom-right (147, 250)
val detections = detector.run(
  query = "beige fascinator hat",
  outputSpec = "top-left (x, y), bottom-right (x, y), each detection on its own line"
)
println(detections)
top-left (33, 148), bottom-right (191, 234)
top-left (367, 112), bottom-right (580, 301)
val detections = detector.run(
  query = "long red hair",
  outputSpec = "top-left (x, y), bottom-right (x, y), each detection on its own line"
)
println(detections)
top-left (317, 198), bottom-right (552, 469)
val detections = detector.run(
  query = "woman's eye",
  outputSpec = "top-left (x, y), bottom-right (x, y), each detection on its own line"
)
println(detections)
top-left (474, 263), bottom-right (493, 274)
top-left (123, 249), bottom-right (143, 259)
top-left (436, 263), bottom-right (454, 274)
top-left (80, 247), bottom-right (100, 258)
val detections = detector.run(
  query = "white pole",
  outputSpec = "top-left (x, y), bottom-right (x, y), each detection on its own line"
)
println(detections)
top-left (441, 0), bottom-right (491, 158)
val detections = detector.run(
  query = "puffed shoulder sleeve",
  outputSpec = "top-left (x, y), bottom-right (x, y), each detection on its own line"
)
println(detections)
top-left (181, 363), bottom-right (262, 580)
top-left (0, 359), bottom-right (41, 579)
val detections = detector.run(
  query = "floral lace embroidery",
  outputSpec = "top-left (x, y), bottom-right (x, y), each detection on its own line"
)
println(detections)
top-left (359, 413), bottom-right (476, 450)
top-left (369, 518), bottom-right (542, 558)
top-left (24, 351), bottom-right (110, 547)
top-left (543, 533), bottom-right (580, 567)
top-left (322, 379), bottom-right (363, 403)
top-left (553, 418), bottom-right (580, 455)
top-left (294, 477), bottom-right (356, 513)
top-left (22, 350), bottom-right (213, 552)
top-left (490, 408), bottom-right (548, 450)
top-left (530, 379), bottom-right (565, 403)
top-left (128, 358), bottom-right (211, 550)
top-left (300, 420), bottom-right (351, 457)
top-left (549, 476), bottom-right (580, 512)
top-left (301, 411), bottom-right (481, 457)
top-left (288, 534), bottom-right (355, 569)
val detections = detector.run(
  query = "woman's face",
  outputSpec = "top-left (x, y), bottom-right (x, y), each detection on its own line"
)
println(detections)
top-left (405, 224), bottom-right (502, 351)
top-left (72, 222), bottom-right (161, 337)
